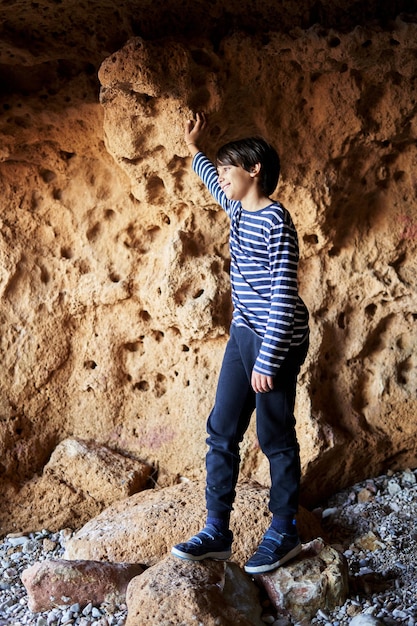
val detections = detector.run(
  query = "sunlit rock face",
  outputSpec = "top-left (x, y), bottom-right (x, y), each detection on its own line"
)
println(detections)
top-left (0, 0), bottom-right (416, 531)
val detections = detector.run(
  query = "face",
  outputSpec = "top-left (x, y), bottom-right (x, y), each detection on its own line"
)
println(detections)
top-left (217, 163), bottom-right (255, 202)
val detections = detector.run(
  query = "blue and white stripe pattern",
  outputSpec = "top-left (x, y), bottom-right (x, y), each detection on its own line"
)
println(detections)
top-left (193, 152), bottom-right (309, 376)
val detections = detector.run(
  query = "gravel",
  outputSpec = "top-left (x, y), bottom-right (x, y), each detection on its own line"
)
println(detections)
top-left (0, 528), bottom-right (127, 626)
top-left (1, 467), bottom-right (416, 625)
top-left (311, 467), bottom-right (417, 626)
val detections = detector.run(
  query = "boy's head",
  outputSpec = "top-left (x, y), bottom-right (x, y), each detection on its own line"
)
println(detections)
top-left (216, 136), bottom-right (280, 196)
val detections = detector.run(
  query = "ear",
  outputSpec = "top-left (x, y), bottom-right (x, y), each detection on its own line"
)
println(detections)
top-left (250, 163), bottom-right (261, 177)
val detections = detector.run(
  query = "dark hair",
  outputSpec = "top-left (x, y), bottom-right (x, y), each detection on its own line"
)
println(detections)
top-left (216, 136), bottom-right (280, 196)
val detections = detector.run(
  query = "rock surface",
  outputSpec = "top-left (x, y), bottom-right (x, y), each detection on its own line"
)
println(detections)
top-left (0, 0), bottom-right (416, 536)
top-left (1, 468), bottom-right (416, 625)
top-left (258, 538), bottom-right (349, 623)
top-left (45, 438), bottom-right (152, 506)
top-left (0, 439), bottom-right (152, 534)
top-left (125, 557), bottom-right (264, 626)
top-left (63, 480), bottom-right (323, 567)
top-left (21, 559), bottom-right (145, 613)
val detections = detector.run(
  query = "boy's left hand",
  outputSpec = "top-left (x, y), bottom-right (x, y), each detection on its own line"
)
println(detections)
top-left (251, 371), bottom-right (274, 393)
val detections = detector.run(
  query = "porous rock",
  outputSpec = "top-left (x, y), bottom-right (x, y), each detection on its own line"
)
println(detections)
top-left (0, 439), bottom-right (152, 534)
top-left (257, 538), bottom-right (349, 623)
top-left (63, 480), bottom-right (323, 567)
top-left (21, 559), bottom-right (145, 612)
top-left (0, 0), bottom-right (416, 535)
top-left (44, 437), bottom-right (152, 506)
top-left (125, 556), bottom-right (264, 626)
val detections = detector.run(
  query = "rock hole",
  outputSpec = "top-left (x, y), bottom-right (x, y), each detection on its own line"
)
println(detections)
top-left (303, 233), bottom-right (319, 245)
top-left (84, 360), bottom-right (97, 369)
top-left (328, 246), bottom-right (341, 257)
top-left (139, 310), bottom-right (151, 322)
top-left (155, 373), bottom-right (167, 397)
top-left (104, 209), bottom-right (116, 220)
top-left (124, 341), bottom-right (141, 352)
top-left (146, 175), bottom-right (165, 202)
top-left (193, 288), bottom-right (204, 299)
top-left (109, 272), bottom-right (121, 283)
top-left (146, 226), bottom-right (161, 241)
top-left (328, 36), bottom-right (341, 47)
top-left (152, 330), bottom-right (164, 342)
top-left (61, 247), bottom-right (73, 259)
top-left (389, 251), bottom-right (406, 272)
top-left (59, 150), bottom-right (75, 161)
top-left (393, 170), bottom-right (406, 182)
top-left (337, 312), bottom-right (346, 329)
top-left (40, 168), bottom-right (56, 183)
top-left (78, 260), bottom-right (90, 274)
top-left (365, 303), bottom-right (377, 318)
top-left (182, 345), bottom-right (190, 352)
top-left (39, 265), bottom-right (50, 284)
top-left (134, 381), bottom-right (149, 391)
top-left (86, 223), bottom-right (101, 242)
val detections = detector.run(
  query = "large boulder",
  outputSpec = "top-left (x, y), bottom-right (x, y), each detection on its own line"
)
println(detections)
top-left (64, 480), bottom-right (324, 567)
top-left (257, 538), bottom-right (349, 623)
top-left (0, 439), bottom-right (152, 534)
top-left (22, 559), bottom-right (145, 612)
top-left (125, 557), bottom-right (264, 626)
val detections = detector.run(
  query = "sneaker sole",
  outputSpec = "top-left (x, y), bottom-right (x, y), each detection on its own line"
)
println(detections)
top-left (244, 542), bottom-right (302, 574)
top-left (171, 546), bottom-right (232, 561)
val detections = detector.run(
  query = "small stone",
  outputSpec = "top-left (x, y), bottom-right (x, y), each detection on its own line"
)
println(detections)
top-left (347, 604), bottom-right (362, 617)
top-left (357, 488), bottom-right (373, 503)
top-left (22, 540), bottom-right (38, 554)
top-left (387, 480), bottom-right (401, 496)
top-left (349, 616), bottom-right (385, 625)
top-left (43, 538), bottom-right (58, 552)
top-left (82, 602), bottom-right (93, 615)
top-left (7, 536), bottom-right (29, 547)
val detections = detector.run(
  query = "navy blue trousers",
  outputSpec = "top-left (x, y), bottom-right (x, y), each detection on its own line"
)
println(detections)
top-left (206, 324), bottom-right (309, 518)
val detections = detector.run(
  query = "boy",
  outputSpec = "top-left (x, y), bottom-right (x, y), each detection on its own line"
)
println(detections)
top-left (171, 113), bottom-right (309, 574)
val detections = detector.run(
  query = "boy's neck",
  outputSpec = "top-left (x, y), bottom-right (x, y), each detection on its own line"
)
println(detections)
top-left (241, 188), bottom-right (271, 212)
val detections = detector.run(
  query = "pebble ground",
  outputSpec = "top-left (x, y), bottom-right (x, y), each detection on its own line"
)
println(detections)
top-left (1, 468), bottom-right (416, 625)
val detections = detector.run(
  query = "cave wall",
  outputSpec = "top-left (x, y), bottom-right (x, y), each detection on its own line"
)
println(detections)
top-left (0, 0), bottom-right (416, 528)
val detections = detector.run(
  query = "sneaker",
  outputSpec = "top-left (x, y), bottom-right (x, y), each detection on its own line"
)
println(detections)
top-left (244, 528), bottom-right (301, 574)
top-left (171, 524), bottom-right (233, 561)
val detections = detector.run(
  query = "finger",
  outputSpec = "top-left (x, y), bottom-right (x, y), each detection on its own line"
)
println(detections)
top-left (196, 111), bottom-right (206, 128)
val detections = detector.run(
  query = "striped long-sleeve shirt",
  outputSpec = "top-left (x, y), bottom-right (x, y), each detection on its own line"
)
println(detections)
top-left (193, 151), bottom-right (309, 376)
